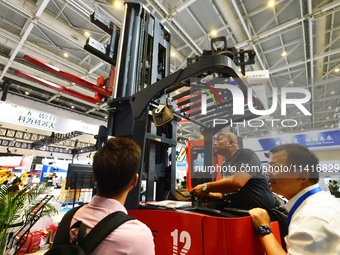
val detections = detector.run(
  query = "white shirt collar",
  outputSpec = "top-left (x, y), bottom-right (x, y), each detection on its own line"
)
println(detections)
top-left (285, 183), bottom-right (320, 212)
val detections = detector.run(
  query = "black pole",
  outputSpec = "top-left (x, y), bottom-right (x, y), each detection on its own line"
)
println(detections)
top-left (1, 80), bottom-right (11, 101)
top-left (73, 173), bottom-right (78, 208)
top-left (71, 139), bottom-right (79, 163)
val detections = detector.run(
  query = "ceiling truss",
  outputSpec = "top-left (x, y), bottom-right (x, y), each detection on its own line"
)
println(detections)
top-left (0, 0), bottom-right (339, 148)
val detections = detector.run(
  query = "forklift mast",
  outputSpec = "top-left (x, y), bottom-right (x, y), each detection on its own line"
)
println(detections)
top-left (87, 2), bottom-right (262, 210)
top-left (87, 2), bottom-right (173, 209)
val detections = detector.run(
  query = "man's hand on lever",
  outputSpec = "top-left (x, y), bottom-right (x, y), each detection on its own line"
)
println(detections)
top-left (190, 183), bottom-right (223, 200)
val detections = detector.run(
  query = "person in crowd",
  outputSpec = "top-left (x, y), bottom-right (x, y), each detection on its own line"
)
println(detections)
top-left (328, 179), bottom-right (339, 195)
top-left (11, 177), bottom-right (22, 188)
top-left (249, 144), bottom-right (340, 255)
top-left (69, 137), bottom-right (155, 255)
top-left (191, 132), bottom-right (276, 210)
top-left (8, 184), bottom-right (20, 195)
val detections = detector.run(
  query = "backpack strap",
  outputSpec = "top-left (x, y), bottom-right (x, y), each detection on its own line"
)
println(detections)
top-left (79, 211), bottom-right (135, 255)
top-left (52, 204), bottom-right (86, 246)
top-left (70, 220), bottom-right (87, 243)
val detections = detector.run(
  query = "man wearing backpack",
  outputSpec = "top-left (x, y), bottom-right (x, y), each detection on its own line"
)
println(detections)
top-left (48, 137), bottom-right (155, 255)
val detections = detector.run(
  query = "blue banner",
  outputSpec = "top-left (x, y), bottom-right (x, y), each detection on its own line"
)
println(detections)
top-left (259, 130), bottom-right (340, 151)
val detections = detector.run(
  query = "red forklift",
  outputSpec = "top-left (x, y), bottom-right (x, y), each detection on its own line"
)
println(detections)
top-left (17, 2), bottom-right (282, 254)
top-left (103, 3), bottom-right (281, 254)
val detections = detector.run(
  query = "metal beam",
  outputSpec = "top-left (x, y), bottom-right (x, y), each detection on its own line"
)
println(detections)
top-left (0, 0), bottom-right (107, 80)
top-left (0, 27), bottom-right (102, 83)
top-left (23, 55), bottom-right (111, 96)
top-left (15, 70), bottom-right (102, 104)
top-left (0, 0), bottom-right (50, 81)
top-left (214, 0), bottom-right (247, 42)
top-left (270, 48), bottom-right (340, 74)
top-left (150, 0), bottom-right (202, 54)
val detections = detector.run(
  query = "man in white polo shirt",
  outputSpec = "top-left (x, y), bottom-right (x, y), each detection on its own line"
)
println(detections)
top-left (249, 144), bottom-right (340, 255)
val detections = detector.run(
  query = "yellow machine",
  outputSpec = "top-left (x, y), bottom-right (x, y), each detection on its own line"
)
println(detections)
top-left (20, 172), bottom-right (30, 187)
top-left (0, 169), bottom-right (14, 184)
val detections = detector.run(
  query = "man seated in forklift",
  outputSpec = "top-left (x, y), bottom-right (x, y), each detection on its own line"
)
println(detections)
top-left (191, 132), bottom-right (276, 210)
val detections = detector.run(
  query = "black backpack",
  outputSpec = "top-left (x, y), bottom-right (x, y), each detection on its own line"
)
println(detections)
top-left (45, 205), bottom-right (135, 255)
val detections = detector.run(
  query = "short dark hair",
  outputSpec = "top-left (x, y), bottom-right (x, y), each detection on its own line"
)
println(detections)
top-left (11, 177), bottom-right (21, 185)
top-left (8, 184), bottom-right (19, 194)
top-left (92, 137), bottom-right (141, 197)
top-left (270, 144), bottom-right (319, 183)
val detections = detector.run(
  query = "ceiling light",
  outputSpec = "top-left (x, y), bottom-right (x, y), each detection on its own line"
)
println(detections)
top-left (268, 0), bottom-right (275, 7)
top-left (328, 106), bottom-right (332, 109)
top-left (331, 91), bottom-right (335, 95)
top-left (63, 52), bottom-right (69, 58)
top-left (210, 30), bottom-right (217, 36)
top-left (84, 31), bottom-right (90, 38)
top-left (170, 52), bottom-right (176, 57)
top-left (25, 91), bottom-right (30, 95)
top-left (281, 51), bottom-right (287, 57)
top-left (326, 117), bottom-right (329, 120)
top-left (70, 105), bottom-right (75, 109)
top-left (113, 1), bottom-right (122, 9)
top-left (335, 68), bottom-right (339, 72)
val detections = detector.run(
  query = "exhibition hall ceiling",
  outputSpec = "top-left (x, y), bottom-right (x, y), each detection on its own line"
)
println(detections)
top-left (0, 0), bottom-right (339, 147)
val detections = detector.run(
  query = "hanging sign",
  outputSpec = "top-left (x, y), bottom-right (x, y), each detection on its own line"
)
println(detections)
top-left (258, 130), bottom-right (340, 150)
top-left (0, 101), bottom-right (99, 134)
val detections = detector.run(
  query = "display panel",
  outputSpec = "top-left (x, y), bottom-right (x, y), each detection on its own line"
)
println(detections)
top-left (65, 164), bottom-right (94, 189)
